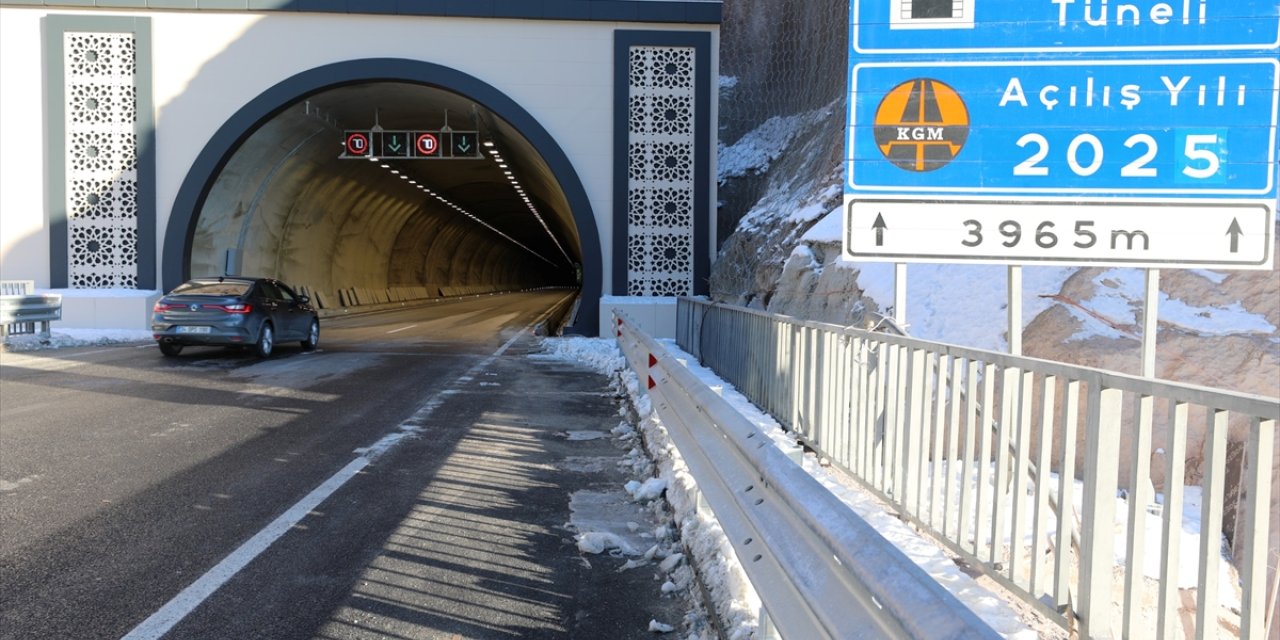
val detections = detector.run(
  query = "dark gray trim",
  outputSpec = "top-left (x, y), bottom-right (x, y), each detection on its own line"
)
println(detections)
top-left (1, 1), bottom-right (722, 24)
top-left (612, 30), bottom-right (713, 297)
top-left (43, 14), bottom-right (156, 290)
top-left (162, 58), bottom-right (604, 335)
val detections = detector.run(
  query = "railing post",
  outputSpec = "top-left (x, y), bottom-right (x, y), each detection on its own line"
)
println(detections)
top-left (1196, 408), bottom-right (1229, 640)
top-left (1239, 417), bottom-right (1274, 639)
top-left (1123, 392), bottom-right (1156, 639)
top-left (1157, 400), bottom-right (1189, 640)
top-left (1079, 385), bottom-right (1123, 639)
top-left (903, 348), bottom-right (927, 515)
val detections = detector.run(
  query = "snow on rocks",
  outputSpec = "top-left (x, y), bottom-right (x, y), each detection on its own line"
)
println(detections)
top-left (576, 531), bottom-right (638, 556)
top-left (626, 478), bottom-right (668, 502)
top-left (647, 619), bottom-right (675, 633)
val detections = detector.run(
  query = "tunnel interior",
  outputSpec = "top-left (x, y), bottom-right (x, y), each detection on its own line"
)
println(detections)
top-left (186, 81), bottom-right (584, 308)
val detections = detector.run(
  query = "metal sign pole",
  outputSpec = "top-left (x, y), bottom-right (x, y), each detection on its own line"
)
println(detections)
top-left (1008, 265), bottom-right (1022, 356)
top-left (1142, 268), bottom-right (1160, 378)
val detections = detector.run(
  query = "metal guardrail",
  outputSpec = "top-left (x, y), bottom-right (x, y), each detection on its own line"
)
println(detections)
top-left (0, 280), bottom-right (35, 296)
top-left (676, 297), bottom-right (1279, 639)
top-left (614, 311), bottom-right (1003, 640)
top-left (0, 280), bottom-right (61, 341)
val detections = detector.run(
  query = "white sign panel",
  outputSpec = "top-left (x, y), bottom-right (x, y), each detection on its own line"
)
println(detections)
top-left (846, 199), bottom-right (1273, 267)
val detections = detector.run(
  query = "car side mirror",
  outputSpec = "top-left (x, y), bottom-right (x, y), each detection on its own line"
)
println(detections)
top-left (298, 295), bottom-right (310, 304)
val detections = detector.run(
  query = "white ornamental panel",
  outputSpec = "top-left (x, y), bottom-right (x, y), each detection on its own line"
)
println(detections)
top-left (64, 32), bottom-right (139, 289)
top-left (626, 46), bottom-right (695, 297)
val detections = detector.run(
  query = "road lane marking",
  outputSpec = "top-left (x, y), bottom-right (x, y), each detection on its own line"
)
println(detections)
top-left (386, 324), bottom-right (418, 334)
top-left (120, 326), bottom-right (529, 640)
top-left (120, 458), bottom-right (368, 640)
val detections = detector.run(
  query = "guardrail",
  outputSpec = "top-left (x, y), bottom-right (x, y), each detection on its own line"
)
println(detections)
top-left (614, 311), bottom-right (1003, 640)
top-left (676, 298), bottom-right (1279, 639)
top-left (0, 280), bottom-right (62, 341)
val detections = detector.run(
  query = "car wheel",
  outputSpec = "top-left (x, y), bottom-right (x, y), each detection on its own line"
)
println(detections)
top-left (301, 319), bottom-right (319, 351)
top-left (158, 342), bottom-right (183, 357)
top-left (253, 323), bottom-right (274, 358)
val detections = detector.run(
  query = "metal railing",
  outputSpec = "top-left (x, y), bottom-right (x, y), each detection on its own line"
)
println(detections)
top-left (614, 312), bottom-right (1002, 640)
top-left (0, 280), bottom-right (61, 341)
top-left (676, 297), bottom-right (1279, 640)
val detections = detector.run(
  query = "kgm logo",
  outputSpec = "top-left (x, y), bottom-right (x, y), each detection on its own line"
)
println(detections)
top-left (873, 78), bottom-right (969, 173)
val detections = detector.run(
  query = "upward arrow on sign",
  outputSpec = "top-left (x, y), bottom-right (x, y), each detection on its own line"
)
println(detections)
top-left (1227, 218), bottom-right (1243, 253)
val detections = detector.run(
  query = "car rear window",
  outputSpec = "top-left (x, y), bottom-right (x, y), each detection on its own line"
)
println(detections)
top-left (171, 281), bottom-right (252, 296)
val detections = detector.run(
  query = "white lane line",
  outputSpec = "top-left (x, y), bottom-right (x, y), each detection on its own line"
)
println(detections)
top-left (120, 457), bottom-right (367, 640)
top-left (386, 324), bottom-right (418, 334)
top-left (120, 327), bottom-right (528, 640)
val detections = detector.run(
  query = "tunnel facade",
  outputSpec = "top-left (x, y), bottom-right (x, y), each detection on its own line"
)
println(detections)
top-left (0, 3), bottom-right (720, 335)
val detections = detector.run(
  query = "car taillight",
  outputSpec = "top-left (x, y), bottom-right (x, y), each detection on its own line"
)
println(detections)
top-left (211, 303), bottom-right (252, 314)
top-left (154, 302), bottom-right (181, 312)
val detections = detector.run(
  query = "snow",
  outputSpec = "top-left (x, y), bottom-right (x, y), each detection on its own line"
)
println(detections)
top-left (1064, 268), bottom-right (1276, 342)
top-left (718, 113), bottom-right (808, 181)
top-left (626, 477), bottom-right (669, 502)
top-left (539, 336), bottom-right (1038, 638)
top-left (1, 328), bottom-right (154, 352)
top-left (855, 260), bottom-right (1077, 351)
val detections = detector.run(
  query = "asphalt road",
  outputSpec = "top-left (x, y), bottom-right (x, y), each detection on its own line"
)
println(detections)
top-left (0, 292), bottom-right (689, 640)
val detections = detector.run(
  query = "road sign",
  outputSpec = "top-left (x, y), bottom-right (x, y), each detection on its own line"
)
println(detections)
top-left (848, 59), bottom-right (1280, 196)
top-left (381, 131), bottom-right (412, 158)
top-left (338, 130), bottom-right (484, 160)
top-left (344, 131), bottom-right (371, 158)
top-left (451, 131), bottom-right (479, 157)
top-left (846, 199), bottom-right (1273, 266)
top-left (414, 132), bottom-right (441, 157)
top-left (844, 0), bottom-right (1279, 269)
top-left (852, 0), bottom-right (1280, 53)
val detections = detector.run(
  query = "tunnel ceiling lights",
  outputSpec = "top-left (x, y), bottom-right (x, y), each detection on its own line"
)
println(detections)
top-left (365, 155), bottom-right (558, 266)
top-left (485, 143), bottom-right (573, 266)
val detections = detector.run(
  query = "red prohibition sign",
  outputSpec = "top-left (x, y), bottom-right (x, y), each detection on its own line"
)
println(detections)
top-left (345, 132), bottom-right (370, 156)
top-left (415, 132), bottom-right (439, 156)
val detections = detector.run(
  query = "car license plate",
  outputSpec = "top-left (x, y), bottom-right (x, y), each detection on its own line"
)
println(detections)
top-left (176, 326), bottom-right (212, 334)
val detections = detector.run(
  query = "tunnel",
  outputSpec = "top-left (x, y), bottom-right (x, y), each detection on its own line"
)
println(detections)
top-left (162, 59), bottom-right (601, 334)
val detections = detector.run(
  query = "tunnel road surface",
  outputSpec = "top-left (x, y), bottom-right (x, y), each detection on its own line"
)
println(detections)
top-left (0, 291), bottom-right (688, 640)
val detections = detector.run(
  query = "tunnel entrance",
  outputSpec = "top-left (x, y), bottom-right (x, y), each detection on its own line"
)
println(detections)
top-left (163, 59), bottom-right (602, 335)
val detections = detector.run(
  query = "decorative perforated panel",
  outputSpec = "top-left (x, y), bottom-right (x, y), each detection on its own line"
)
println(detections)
top-left (625, 46), bottom-right (696, 297)
top-left (64, 32), bottom-right (139, 288)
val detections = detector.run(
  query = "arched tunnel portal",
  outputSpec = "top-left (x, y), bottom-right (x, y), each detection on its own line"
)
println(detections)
top-left (162, 59), bottom-right (601, 333)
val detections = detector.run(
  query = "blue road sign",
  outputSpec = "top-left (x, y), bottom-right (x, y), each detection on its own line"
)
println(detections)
top-left (848, 59), bottom-right (1280, 197)
top-left (844, 0), bottom-right (1279, 268)
top-left (852, 0), bottom-right (1280, 53)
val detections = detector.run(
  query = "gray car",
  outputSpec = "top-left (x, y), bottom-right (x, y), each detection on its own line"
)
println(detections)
top-left (151, 276), bottom-right (319, 358)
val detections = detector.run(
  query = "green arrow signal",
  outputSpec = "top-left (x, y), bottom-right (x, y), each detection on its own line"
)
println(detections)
top-left (387, 136), bottom-right (404, 153)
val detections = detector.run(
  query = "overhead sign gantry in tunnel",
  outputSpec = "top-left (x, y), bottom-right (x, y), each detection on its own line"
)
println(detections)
top-left (186, 80), bottom-right (585, 321)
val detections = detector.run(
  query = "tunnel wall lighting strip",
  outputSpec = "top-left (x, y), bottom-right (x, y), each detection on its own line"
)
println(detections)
top-left (486, 146), bottom-right (573, 266)
top-left (368, 157), bottom-right (557, 266)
